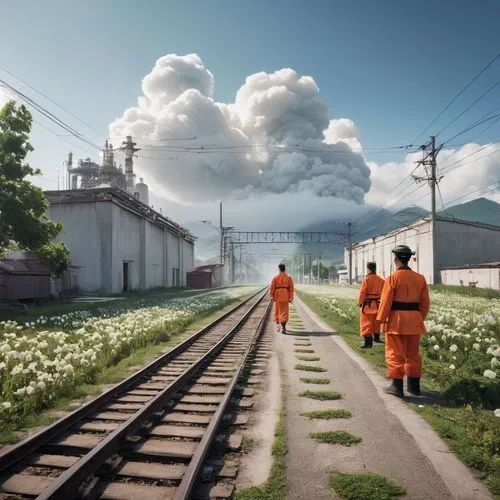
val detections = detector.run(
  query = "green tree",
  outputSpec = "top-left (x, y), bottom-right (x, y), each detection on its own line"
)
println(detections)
top-left (312, 262), bottom-right (330, 280)
top-left (0, 100), bottom-right (70, 276)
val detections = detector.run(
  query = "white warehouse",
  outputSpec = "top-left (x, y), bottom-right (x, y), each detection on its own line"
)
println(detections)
top-left (346, 216), bottom-right (500, 285)
top-left (441, 262), bottom-right (500, 290)
top-left (46, 188), bottom-right (195, 293)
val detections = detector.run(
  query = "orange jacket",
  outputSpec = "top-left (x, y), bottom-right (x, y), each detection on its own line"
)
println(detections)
top-left (270, 273), bottom-right (294, 302)
top-left (357, 273), bottom-right (385, 313)
top-left (376, 267), bottom-right (430, 335)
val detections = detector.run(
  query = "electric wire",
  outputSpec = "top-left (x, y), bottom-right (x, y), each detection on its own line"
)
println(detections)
top-left (411, 52), bottom-right (500, 144)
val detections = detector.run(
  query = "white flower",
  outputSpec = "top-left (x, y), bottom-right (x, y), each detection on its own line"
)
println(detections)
top-left (483, 370), bottom-right (497, 380)
top-left (433, 345), bottom-right (440, 351)
top-left (26, 386), bottom-right (35, 395)
top-left (495, 409), bottom-right (500, 418)
top-left (2, 402), bottom-right (12, 409)
top-left (473, 343), bottom-right (481, 351)
top-left (449, 344), bottom-right (458, 353)
top-left (449, 364), bottom-right (456, 370)
top-left (491, 357), bottom-right (500, 369)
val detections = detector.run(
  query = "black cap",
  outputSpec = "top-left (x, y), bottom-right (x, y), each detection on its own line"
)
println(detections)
top-left (392, 244), bottom-right (415, 257)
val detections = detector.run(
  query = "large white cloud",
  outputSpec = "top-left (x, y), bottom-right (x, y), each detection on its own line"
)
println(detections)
top-left (109, 54), bottom-right (371, 204)
top-left (366, 143), bottom-right (500, 208)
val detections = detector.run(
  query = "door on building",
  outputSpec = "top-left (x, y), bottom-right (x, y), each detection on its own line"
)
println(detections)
top-left (123, 262), bottom-right (129, 292)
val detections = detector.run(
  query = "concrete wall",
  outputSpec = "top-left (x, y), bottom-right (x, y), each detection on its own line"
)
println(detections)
top-left (182, 240), bottom-right (195, 286)
top-left (49, 202), bottom-right (103, 291)
top-left (441, 267), bottom-right (500, 290)
top-left (348, 220), bottom-right (433, 283)
top-left (166, 232), bottom-right (180, 287)
top-left (51, 200), bottom-right (194, 293)
top-left (347, 218), bottom-right (500, 285)
top-left (435, 220), bottom-right (500, 271)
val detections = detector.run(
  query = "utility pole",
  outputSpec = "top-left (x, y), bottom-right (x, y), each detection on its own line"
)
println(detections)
top-left (347, 222), bottom-right (353, 285)
top-left (414, 136), bottom-right (441, 284)
top-left (219, 202), bottom-right (223, 266)
top-left (239, 245), bottom-right (242, 283)
top-left (317, 255), bottom-right (321, 285)
top-left (430, 136), bottom-right (438, 286)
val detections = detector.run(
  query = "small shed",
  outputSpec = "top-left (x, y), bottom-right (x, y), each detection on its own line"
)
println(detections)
top-left (187, 264), bottom-right (223, 289)
top-left (441, 262), bottom-right (500, 291)
top-left (0, 255), bottom-right (52, 300)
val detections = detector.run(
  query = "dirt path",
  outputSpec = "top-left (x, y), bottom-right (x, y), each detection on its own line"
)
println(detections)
top-left (276, 298), bottom-right (491, 500)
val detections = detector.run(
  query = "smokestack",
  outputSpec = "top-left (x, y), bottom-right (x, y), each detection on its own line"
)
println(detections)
top-left (121, 136), bottom-right (140, 193)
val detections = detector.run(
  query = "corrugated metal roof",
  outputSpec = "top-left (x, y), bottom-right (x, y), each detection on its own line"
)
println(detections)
top-left (0, 258), bottom-right (52, 275)
top-left (441, 262), bottom-right (500, 270)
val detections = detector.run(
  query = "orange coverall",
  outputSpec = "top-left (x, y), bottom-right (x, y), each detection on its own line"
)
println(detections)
top-left (376, 267), bottom-right (430, 379)
top-left (357, 273), bottom-right (385, 337)
top-left (270, 272), bottom-right (294, 324)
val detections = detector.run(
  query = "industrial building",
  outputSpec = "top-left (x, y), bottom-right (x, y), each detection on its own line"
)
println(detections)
top-left (441, 262), bottom-right (500, 291)
top-left (47, 188), bottom-right (195, 293)
top-left (346, 216), bottom-right (500, 285)
top-left (44, 136), bottom-right (195, 294)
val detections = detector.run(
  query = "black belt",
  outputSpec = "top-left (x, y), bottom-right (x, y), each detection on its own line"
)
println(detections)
top-left (391, 301), bottom-right (419, 311)
top-left (362, 297), bottom-right (380, 313)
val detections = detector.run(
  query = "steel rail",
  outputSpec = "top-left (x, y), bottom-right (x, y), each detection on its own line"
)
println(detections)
top-left (0, 287), bottom-right (266, 474)
top-left (34, 289), bottom-right (269, 500)
top-left (174, 298), bottom-right (271, 499)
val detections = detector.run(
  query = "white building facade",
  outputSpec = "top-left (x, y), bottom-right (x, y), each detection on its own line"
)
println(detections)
top-left (346, 216), bottom-right (500, 285)
top-left (441, 263), bottom-right (500, 290)
top-left (46, 188), bottom-right (195, 293)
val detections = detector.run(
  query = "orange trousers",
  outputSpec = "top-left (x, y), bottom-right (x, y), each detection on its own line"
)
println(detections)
top-left (385, 334), bottom-right (422, 379)
top-left (274, 301), bottom-right (289, 324)
top-left (359, 312), bottom-right (381, 337)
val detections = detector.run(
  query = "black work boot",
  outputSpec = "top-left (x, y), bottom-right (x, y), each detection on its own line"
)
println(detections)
top-left (361, 336), bottom-right (373, 349)
top-left (407, 377), bottom-right (421, 396)
top-left (281, 322), bottom-right (287, 335)
top-left (384, 379), bottom-right (404, 398)
top-left (373, 333), bottom-right (384, 344)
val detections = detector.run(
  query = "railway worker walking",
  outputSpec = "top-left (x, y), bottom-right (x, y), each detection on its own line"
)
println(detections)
top-left (376, 245), bottom-right (430, 398)
top-left (270, 263), bottom-right (294, 334)
top-left (357, 262), bottom-right (385, 349)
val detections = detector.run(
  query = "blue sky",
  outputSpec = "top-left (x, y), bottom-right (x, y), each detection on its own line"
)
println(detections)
top-left (1, 0), bottom-right (499, 205)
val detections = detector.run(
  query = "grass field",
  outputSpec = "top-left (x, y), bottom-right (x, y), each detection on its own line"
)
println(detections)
top-left (298, 284), bottom-right (500, 497)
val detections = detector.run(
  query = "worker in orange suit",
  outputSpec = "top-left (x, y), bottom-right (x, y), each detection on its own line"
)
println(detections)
top-left (357, 262), bottom-right (385, 349)
top-left (270, 263), bottom-right (294, 334)
top-left (376, 245), bottom-right (430, 398)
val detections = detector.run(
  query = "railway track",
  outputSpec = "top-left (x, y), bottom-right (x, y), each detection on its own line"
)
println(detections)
top-left (0, 288), bottom-right (271, 500)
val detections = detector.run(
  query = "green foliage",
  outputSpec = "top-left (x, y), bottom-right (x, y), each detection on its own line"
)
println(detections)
top-left (294, 364), bottom-right (326, 372)
top-left (415, 405), bottom-right (500, 495)
top-left (295, 355), bottom-right (320, 361)
top-left (295, 348), bottom-right (315, 353)
top-left (299, 390), bottom-right (341, 400)
top-left (329, 473), bottom-right (406, 499)
top-left (302, 408), bottom-right (352, 419)
top-left (36, 242), bottom-right (71, 277)
top-left (300, 377), bottom-right (331, 384)
top-left (0, 100), bottom-right (68, 274)
top-left (430, 284), bottom-right (500, 300)
top-left (310, 431), bottom-right (361, 446)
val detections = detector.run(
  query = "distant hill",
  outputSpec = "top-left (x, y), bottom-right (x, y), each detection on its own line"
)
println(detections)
top-left (297, 197), bottom-right (500, 263)
top-left (439, 197), bottom-right (500, 227)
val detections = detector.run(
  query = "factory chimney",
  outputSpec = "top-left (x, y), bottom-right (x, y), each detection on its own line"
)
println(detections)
top-left (121, 136), bottom-right (140, 193)
top-left (67, 152), bottom-right (73, 189)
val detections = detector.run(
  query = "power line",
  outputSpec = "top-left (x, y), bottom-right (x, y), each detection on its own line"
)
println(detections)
top-left (0, 79), bottom-right (101, 151)
top-left (411, 52), bottom-right (500, 144)
top-left (436, 80), bottom-right (500, 137)
top-left (0, 67), bottom-right (103, 139)
top-left (441, 181), bottom-right (500, 209)
top-left (440, 113), bottom-right (500, 146)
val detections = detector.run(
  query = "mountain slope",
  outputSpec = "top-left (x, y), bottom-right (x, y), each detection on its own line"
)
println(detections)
top-left (439, 198), bottom-right (500, 226)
